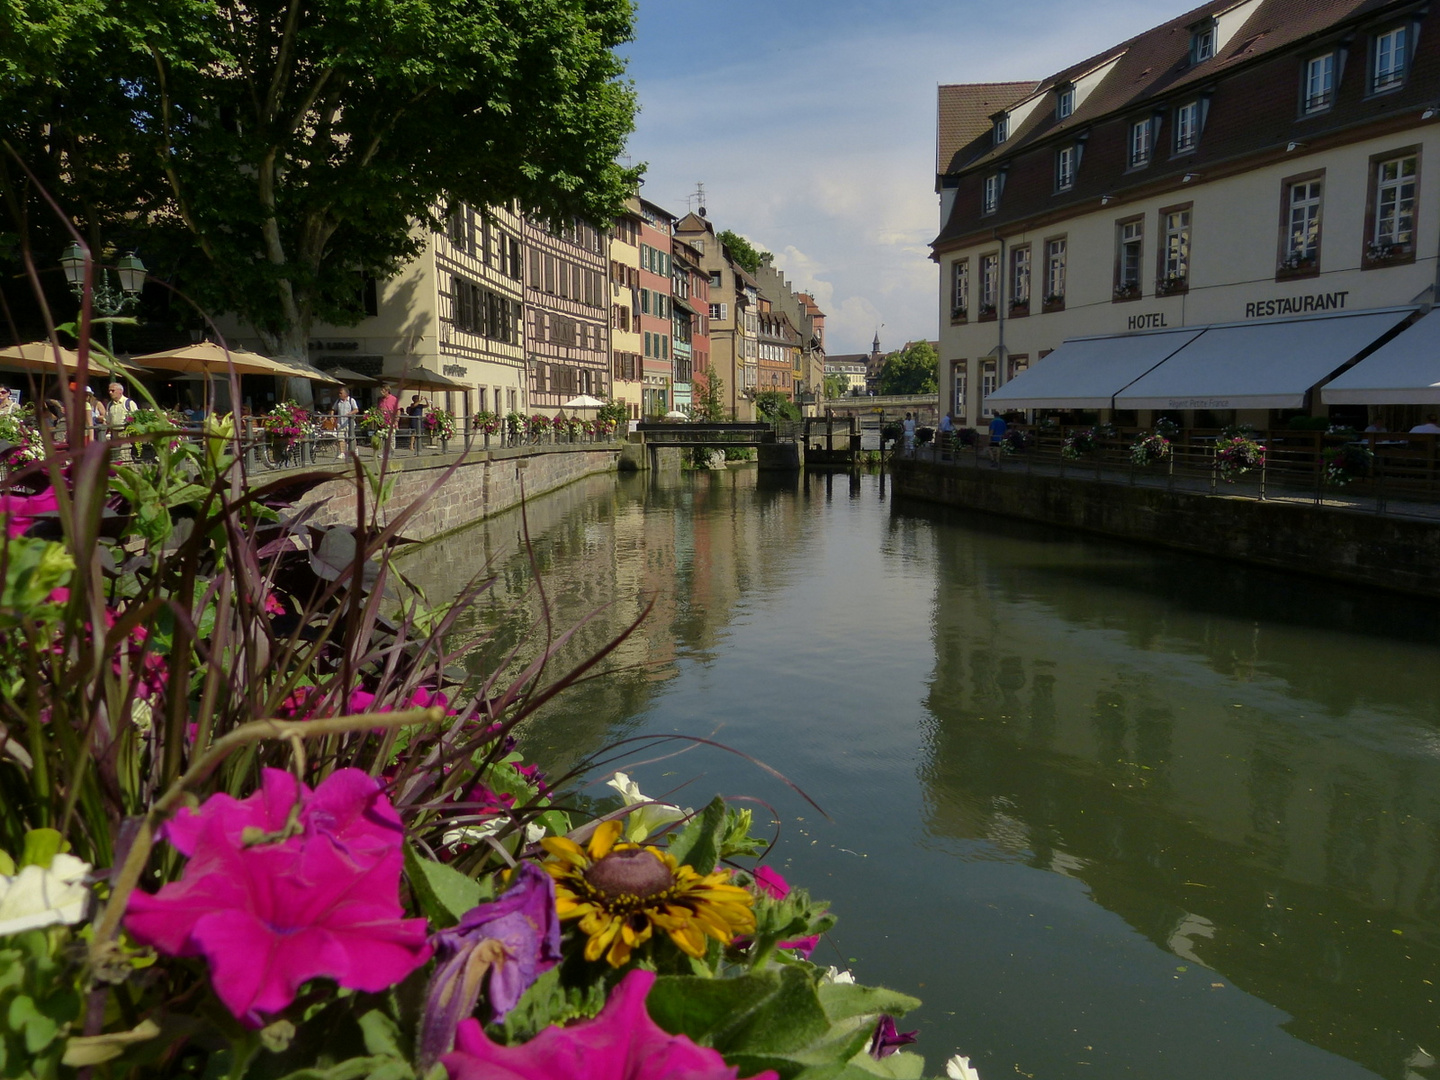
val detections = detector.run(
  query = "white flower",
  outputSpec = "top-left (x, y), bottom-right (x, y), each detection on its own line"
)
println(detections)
top-left (822, 966), bottom-right (856, 984)
top-left (945, 1053), bottom-right (982, 1080)
top-left (0, 853), bottom-right (91, 935)
top-left (441, 820), bottom-right (546, 848)
top-left (606, 772), bottom-right (690, 842)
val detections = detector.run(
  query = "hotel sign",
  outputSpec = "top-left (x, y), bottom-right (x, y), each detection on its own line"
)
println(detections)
top-left (1244, 291), bottom-right (1348, 319)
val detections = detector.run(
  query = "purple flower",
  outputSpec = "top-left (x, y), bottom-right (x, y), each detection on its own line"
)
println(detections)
top-left (442, 968), bottom-right (779, 1080)
top-left (418, 863), bottom-right (562, 1066)
top-left (868, 1015), bottom-right (919, 1059)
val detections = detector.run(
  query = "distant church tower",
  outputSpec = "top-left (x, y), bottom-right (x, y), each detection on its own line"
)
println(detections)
top-left (872, 331), bottom-right (881, 357)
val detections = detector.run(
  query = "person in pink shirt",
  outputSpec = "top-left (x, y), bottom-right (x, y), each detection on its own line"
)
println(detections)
top-left (378, 385), bottom-right (399, 425)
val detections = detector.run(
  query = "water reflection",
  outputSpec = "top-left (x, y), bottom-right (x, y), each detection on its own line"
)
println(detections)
top-left (404, 470), bottom-right (1440, 1080)
top-left (913, 499), bottom-right (1440, 1077)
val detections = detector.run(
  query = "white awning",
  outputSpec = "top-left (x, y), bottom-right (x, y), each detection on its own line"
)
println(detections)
top-left (1114, 309), bottom-right (1411, 411)
top-left (984, 327), bottom-right (1204, 410)
top-left (1320, 309), bottom-right (1440, 404)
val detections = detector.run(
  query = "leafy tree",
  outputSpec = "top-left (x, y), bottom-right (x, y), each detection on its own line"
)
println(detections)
top-left (691, 370), bottom-right (728, 422)
top-left (718, 229), bottom-right (770, 276)
top-left (879, 341), bottom-right (938, 396)
top-left (823, 373), bottom-right (850, 399)
top-left (753, 389), bottom-right (800, 423)
top-left (0, 0), bottom-right (641, 366)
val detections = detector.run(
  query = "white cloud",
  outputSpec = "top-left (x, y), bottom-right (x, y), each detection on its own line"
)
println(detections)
top-left (624, 0), bottom-right (1201, 352)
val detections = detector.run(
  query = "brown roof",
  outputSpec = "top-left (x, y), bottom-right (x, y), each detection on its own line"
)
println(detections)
top-left (934, 0), bottom-right (1427, 250)
top-left (937, 81), bottom-right (1039, 175)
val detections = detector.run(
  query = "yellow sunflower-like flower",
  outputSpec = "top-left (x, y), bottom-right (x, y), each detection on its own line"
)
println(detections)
top-left (540, 819), bottom-right (755, 967)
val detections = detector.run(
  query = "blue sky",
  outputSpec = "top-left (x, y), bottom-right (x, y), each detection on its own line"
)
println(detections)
top-left (617, 0), bottom-right (1204, 355)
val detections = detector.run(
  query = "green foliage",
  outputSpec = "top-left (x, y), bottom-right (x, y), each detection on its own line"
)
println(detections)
top-left (0, 0), bottom-right (642, 356)
top-left (0, 931), bottom-right (83, 1078)
top-left (719, 230), bottom-right (770, 276)
top-left (823, 374), bottom-right (851, 399)
top-left (596, 401), bottom-right (628, 428)
top-left (691, 372), bottom-right (728, 423)
top-left (878, 342), bottom-right (938, 396)
top-left (754, 390), bottom-right (800, 423)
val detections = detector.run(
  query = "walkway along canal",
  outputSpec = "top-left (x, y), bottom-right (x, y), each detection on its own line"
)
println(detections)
top-left (402, 465), bottom-right (1440, 1080)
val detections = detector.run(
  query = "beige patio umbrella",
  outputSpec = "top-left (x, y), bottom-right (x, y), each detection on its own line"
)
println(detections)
top-left (130, 341), bottom-right (293, 377)
top-left (0, 341), bottom-right (145, 377)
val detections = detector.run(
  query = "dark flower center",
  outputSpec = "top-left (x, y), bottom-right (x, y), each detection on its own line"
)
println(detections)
top-left (584, 848), bottom-right (674, 901)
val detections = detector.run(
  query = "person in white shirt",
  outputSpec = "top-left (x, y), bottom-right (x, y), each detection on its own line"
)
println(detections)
top-left (334, 386), bottom-right (357, 456)
top-left (902, 412), bottom-right (917, 453)
top-left (1409, 415), bottom-right (1440, 434)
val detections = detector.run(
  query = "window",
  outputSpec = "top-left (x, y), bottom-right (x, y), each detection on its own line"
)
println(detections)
top-left (983, 173), bottom-right (1001, 215)
top-left (1045, 238), bottom-right (1066, 305)
top-left (1115, 218), bottom-right (1143, 298)
top-left (1373, 27), bottom-right (1407, 92)
top-left (1282, 177), bottom-right (1323, 269)
top-left (993, 115), bottom-right (1008, 144)
top-left (1010, 245), bottom-right (1031, 312)
top-left (1191, 20), bottom-right (1215, 63)
top-left (1304, 53), bottom-right (1336, 113)
top-left (1160, 207), bottom-right (1191, 292)
top-left (1056, 145), bottom-right (1076, 191)
top-left (953, 365), bottom-right (967, 421)
top-left (1130, 119), bottom-right (1153, 168)
top-left (980, 360), bottom-right (998, 418)
top-left (1371, 152), bottom-right (1418, 256)
top-left (640, 288), bottom-right (650, 315)
top-left (1057, 85), bottom-right (1075, 120)
top-left (1174, 101), bottom-right (1200, 153)
top-left (979, 253), bottom-right (999, 315)
top-left (950, 259), bottom-right (969, 320)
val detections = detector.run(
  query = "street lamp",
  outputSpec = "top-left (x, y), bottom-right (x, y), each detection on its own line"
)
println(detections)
top-left (60, 242), bottom-right (147, 356)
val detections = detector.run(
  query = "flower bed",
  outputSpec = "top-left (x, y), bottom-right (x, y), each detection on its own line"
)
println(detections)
top-left (0, 387), bottom-right (974, 1079)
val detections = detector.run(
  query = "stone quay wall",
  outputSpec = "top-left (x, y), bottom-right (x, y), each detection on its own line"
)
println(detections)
top-left (299, 445), bottom-right (620, 541)
top-left (890, 458), bottom-right (1440, 598)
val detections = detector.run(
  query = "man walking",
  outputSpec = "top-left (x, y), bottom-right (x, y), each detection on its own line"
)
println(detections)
top-left (335, 386), bottom-right (357, 457)
top-left (987, 412), bottom-right (1008, 466)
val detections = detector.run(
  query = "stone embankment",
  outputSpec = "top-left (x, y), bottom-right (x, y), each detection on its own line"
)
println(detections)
top-left (890, 456), bottom-right (1440, 598)
top-left (300, 444), bottom-right (620, 540)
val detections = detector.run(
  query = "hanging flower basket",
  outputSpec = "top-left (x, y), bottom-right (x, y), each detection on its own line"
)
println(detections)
top-left (1061, 427), bottom-right (1099, 460)
top-left (1323, 443), bottom-right (1372, 486)
top-left (1216, 436), bottom-right (1265, 482)
top-left (1130, 432), bottom-right (1171, 466)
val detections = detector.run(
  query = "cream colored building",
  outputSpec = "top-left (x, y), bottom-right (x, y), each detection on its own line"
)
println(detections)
top-left (675, 212), bottom-right (758, 420)
top-left (934, 0), bottom-right (1440, 431)
top-left (609, 199), bottom-right (645, 419)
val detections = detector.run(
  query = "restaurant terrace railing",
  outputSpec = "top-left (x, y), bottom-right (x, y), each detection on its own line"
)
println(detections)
top-left (902, 424), bottom-right (1440, 519)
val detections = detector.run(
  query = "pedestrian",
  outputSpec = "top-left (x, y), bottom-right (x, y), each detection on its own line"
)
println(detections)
top-left (407, 394), bottom-right (425, 449)
top-left (334, 386), bottom-right (356, 457)
top-left (902, 412), bottom-right (917, 454)
top-left (0, 387), bottom-right (15, 416)
top-left (987, 412), bottom-right (1008, 465)
top-left (105, 381), bottom-right (137, 433)
top-left (85, 390), bottom-right (104, 438)
top-left (1409, 415), bottom-right (1440, 434)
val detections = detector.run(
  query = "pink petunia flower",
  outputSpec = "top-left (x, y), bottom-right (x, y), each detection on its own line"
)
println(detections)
top-left (126, 768), bottom-right (431, 1026)
top-left (0, 486), bottom-right (59, 538)
top-left (442, 968), bottom-right (779, 1080)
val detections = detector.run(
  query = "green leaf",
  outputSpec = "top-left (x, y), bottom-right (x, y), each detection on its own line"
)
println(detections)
top-left (357, 1009), bottom-right (405, 1059)
top-left (0, 851), bottom-right (13, 877)
top-left (19, 830), bottom-right (67, 870)
top-left (666, 795), bottom-right (728, 874)
top-left (651, 967), bottom-right (829, 1055)
top-left (817, 984), bottom-right (922, 1024)
top-left (403, 845), bottom-right (483, 928)
top-left (844, 1049), bottom-right (927, 1078)
top-left (8, 993), bottom-right (60, 1053)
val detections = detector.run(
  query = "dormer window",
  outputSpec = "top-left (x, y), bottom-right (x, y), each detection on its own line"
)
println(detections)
top-left (1057, 85), bottom-right (1075, 120)
top-left (1372, 26), bottom-right (1408, 92)
top-left (1191, 20), bottom-right (1216, 64)
top-left (1174, 100), bottom-right (1202, 154)
top-left (1304, 52), bottom-right (1336, 112)
top-left (983, 173), bottom-right (1002, 214)
top-left (993, 115), bottom-right (1009, 144)
top-left (1056, 145), bottom-right (1077, 191)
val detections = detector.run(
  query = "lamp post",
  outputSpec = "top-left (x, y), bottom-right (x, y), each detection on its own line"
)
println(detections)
top-left (60, 243), bottom-right (147, 357)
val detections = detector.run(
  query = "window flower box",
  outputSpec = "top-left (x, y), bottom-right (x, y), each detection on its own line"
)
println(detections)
top-left (1155, 274), bottom-right (1188, 296)
top-left (1041, 293), bottom-right (1065, 312)
top-left (950, 305), bottom-right (968, 323)
top-left (977, 302), bottom-right (997, 322)
top-left (1112, 282), bottom-right (1141, 302)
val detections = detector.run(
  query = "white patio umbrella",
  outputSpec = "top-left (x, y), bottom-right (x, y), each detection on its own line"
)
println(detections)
top-left (563, 394), bottom-right (605, 409)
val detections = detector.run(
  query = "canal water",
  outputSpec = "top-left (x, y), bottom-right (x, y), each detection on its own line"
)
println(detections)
top-left (402, 467), bottom-right (1440, 1080)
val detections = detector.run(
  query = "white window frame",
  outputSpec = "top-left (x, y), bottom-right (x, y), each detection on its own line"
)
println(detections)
top-left (980, 253), bottom-right (999, 310)
top-left (1011, 246), bottom-right (1031, 307)
top-left (1286, 179), bottom-right (1323, 262)
top-left (1057, 86), bottom-right (1075, 120)
top-left (980, 360), bottom-right (999, 418)
top-left (983, 173), bottom-right (1001, 215)
top-left (1192, 22), bottom-right (1215, 63)
top-left (1162, 209), bottom-right (1191, 282)
top-left (1045, 238), bottom-right (1067, 301)
top-left (1304, 53), bottom-right (1336, 113)
top-left (1130, 119), bottom-right (1153, 168)
top-left (993, 115), bottom-right (1008, 143)
top-left (950, 259), bottom-right (969, 318)
top-left (1373, 27), bottom-right (1407, 92)
top-left (1056, 145), bottom-right (1076, 191)
top-left (954, 369), bottom-right (967, 419)
top-left (1174, 101), bottom-right (1200, 153)
top-left (1118, 219), bottom-right (1143, 290)
top-left (1375, 154), bottom-right (1417, 246)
